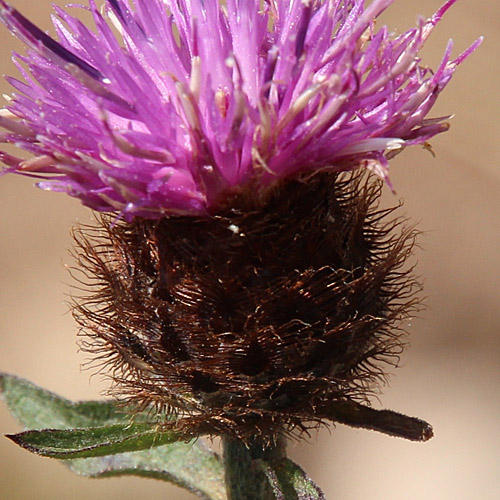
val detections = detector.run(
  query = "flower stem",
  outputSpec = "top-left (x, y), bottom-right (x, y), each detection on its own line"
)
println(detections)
top-left (222, 434), bottom-right (286, 500)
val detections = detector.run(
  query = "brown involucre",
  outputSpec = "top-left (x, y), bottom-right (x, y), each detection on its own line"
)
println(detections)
top-left (73, 171), bottom-right (430, 442)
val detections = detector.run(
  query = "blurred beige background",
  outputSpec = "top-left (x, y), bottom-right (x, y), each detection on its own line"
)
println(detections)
top-left (0, 1), bottom-right (498, 499)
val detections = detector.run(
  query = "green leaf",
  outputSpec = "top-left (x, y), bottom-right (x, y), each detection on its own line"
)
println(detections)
top-left (262, 458), bottom-right (325, 500)
top-left (65, 440), bottom-right (226, 500)
top-left (1, 373), bottom-right (227, 500)
top-left (7, 422), bottom-right (179, 458)
top-left (0, 373), bottom-right (136, 429)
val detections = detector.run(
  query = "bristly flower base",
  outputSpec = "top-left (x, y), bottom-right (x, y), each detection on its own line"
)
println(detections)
top-left (74, 171), bottom-right (426, 442)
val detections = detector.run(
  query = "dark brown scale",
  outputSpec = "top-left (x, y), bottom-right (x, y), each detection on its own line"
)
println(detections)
top-left (73, 171), bottom-right (420, 441)
top-left (159, 319), bottom-right (190, 362)
top-left (120, 331), bottom-right (151, 362)
top-left (234, 337), bottom-right (269, 376)
top-left (190, 371), bottom-right (219, 394)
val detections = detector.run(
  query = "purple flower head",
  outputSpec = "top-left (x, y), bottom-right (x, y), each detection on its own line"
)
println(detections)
top-left (0, 0), bottom-right (481, 219)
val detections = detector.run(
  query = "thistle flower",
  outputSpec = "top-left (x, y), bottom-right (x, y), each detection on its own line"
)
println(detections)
top-left (0, 0), bottom-right (480, 219)
top-left (0, 0), bottom-right (481, 447)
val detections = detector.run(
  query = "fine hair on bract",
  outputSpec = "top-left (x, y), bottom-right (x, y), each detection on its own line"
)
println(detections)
top-left (72, 170), bottom-right (422, 443)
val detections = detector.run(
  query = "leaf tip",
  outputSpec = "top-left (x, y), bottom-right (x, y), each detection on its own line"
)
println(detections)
top-left (5, 432), bottom-right (36, 453)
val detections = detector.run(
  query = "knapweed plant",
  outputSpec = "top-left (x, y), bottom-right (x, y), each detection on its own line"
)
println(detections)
top-left (0, 0), bottom-right (480, 498)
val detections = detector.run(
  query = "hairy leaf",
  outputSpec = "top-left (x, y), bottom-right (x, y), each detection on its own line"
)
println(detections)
top-left (0, 373), bottom-right (136, 429)
top-left (1, 374), bottom-right (226, 499)
top-left (263, 458), bottom-right (325, 500)
top-left (8, 423), bottom-right (179, 458)
top-left (65, 441), bottom-right (226, 500)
